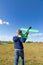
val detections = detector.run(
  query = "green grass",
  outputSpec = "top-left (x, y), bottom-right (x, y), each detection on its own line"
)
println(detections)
top-left (0, 43), bottom-right (43, 65)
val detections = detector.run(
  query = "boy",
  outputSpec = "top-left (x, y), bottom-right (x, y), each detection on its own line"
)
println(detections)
top-left (13, 29), bottom-right (29, 65)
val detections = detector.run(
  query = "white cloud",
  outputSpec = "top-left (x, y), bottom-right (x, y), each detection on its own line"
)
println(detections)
top-left (27, 33), bottom-right (43, 42)
top-left (39, 37), bottom-right (43, 40)
top-left (3, 21), bottom-right (9, 25)
top-left (0, 19), bottom-right (3, 24)
top-left (29, 33), bottom-right (43, 37)
top-left (0, 19), bottom-right (9, 25)
top-left (6, 22), bottom-right (9, 25)
top-left (0, 35), bottom-right (13, 41)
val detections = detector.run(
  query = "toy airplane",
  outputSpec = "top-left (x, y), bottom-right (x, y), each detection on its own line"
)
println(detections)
top-left (19, 27), bottom-right (39, 38)
top-left (20, 27), bottom-right (39, 33)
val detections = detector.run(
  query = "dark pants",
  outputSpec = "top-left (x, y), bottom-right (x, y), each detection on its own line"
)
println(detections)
top-left (14, 49), bottom-right (24, 65)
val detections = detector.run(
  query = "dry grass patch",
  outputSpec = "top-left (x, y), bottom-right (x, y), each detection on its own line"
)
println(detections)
top-left (0, 43), bottom-right (43, 65)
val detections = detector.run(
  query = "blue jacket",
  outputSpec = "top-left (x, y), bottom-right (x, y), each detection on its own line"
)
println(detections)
top-left (13, 36), bottom-right (26, 49)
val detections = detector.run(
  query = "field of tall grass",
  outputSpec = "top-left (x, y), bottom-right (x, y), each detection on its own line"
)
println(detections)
top-left (0, 43), bottom-right (43, 65)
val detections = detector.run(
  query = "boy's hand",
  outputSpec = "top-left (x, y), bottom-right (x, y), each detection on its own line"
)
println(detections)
top-left (25, 32), bottom-right (29, 36)
top-left (25, 26), bottom-right (32, 36)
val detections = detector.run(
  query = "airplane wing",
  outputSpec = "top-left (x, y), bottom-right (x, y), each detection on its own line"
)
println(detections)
top-left (20, 28), bottom-right (39, 32)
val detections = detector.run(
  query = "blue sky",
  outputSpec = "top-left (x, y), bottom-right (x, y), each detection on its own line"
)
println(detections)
top-left (0, 0), bottom-right (43, 42)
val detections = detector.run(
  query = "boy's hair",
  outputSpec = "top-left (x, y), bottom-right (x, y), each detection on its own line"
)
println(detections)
top-left (17, 29), bottom-right (22, 35)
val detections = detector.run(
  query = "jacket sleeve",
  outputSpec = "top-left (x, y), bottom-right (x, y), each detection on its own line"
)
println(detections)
top-left (13, 37), bottom-right (18, 42)
top-left (20, 38), bottom-right (26, 43)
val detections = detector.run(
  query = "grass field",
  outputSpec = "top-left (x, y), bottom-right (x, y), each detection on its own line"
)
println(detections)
top-left (0, 43), bottom-right (43, 65)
